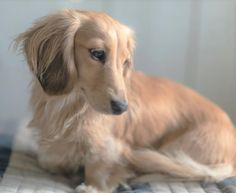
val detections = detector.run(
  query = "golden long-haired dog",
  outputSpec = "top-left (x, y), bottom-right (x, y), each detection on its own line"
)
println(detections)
top-left (17, 9), bottom-right (236, 193)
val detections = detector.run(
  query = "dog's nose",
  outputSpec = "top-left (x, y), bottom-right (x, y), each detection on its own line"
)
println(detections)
top-left (110, 100), bottom-right (128, 115)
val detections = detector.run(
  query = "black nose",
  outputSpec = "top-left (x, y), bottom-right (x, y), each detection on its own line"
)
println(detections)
top-left (110, 100), bottom-right (128, 115)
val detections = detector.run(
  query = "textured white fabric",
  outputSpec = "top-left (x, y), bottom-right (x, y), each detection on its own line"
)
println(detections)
top-left (0, 124), bottom-right (235, 193)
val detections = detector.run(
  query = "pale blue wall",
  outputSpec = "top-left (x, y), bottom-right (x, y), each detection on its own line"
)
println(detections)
top-left (0, 0), bottom-right (235, 127)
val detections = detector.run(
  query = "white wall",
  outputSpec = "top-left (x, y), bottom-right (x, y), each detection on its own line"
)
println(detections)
top-left (0, 0), bottom-right (235, 127)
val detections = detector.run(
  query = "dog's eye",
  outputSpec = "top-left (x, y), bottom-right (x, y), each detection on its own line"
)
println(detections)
top-left (124, 59), bottom-right (130, 66)
top-left (89, 49), bottom-right (106, 63)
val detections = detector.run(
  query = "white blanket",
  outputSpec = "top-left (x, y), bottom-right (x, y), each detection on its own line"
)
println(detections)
top-left (0, 121), bottom-right (235, 193)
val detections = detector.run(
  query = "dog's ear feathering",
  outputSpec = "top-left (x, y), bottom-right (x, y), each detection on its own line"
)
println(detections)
top-left (16, 10), bottom-right (81, 95)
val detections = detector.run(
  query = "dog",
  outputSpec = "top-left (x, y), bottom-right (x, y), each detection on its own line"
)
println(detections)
top-left (16, 9), bottom-right (236, 193)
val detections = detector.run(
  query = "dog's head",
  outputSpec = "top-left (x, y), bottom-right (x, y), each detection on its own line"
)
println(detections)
top-left (17, 10), bottom-right (135, 115)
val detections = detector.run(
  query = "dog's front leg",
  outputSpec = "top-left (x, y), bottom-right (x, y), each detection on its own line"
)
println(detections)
top-left (75, 140), bottom-right (134, 193)
top-left (75, 183), bottom-right (103, 193)
top-left (75, 161), bottom-right (116, 193)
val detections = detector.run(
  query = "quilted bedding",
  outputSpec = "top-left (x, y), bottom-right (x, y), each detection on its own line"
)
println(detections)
top-left (0, 121), bottom-right (236, 193)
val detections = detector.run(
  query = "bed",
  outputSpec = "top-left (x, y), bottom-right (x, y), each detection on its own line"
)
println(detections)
top-left (0, 121), bottom-right (236, 193)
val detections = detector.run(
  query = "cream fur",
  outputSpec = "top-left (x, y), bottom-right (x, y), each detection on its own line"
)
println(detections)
top-left (16, 9), bottom-right (236, 193)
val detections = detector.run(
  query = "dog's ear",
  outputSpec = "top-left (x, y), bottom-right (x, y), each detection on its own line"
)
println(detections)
top-left (16, 10), bottom-right (81, 95)
top-left (127, 28), bottom-right (135, 54)
top-left (124, 26), bottom-right (135, 78)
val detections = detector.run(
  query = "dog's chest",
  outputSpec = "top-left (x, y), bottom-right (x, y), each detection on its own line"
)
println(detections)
top-left (38, 100), bottom-right (115, 171)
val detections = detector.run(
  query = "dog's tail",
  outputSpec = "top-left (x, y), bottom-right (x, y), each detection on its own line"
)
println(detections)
top-left (124, 148), bottom-right (234, 182)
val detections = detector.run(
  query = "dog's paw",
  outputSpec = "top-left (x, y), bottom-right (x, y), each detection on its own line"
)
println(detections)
top-left (75, 183), bottom-right (99, 193)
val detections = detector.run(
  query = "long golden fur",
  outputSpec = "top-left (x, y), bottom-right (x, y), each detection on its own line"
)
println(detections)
top-left (17, 9), bottom-right (236, 193)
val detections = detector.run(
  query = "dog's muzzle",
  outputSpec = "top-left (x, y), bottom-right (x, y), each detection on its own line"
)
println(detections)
top-left (110, 100), bottom-right (128, 115)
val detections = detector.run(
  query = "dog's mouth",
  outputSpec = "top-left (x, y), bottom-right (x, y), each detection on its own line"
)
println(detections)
top-left (80, 87), bottom-right (128, 115)
top-left (80, 87), bottom-right (110, 114)
top-left (81, 87), bottom-right (86, 93)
